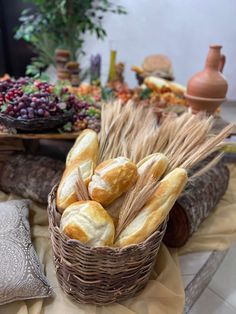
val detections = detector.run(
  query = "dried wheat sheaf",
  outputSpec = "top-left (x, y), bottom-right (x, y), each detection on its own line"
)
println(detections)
top-left (98, 100), bottom-right (235, 234)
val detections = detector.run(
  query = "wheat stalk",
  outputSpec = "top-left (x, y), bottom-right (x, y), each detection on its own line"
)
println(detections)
top-left (75, 168), bottom-right (90, 201)
top-left (97, 102), bottom-right (236, 236)
top-left (115, 160), bottom-right (160, 238)
top-left (99, 102), bottom-right (235, 172)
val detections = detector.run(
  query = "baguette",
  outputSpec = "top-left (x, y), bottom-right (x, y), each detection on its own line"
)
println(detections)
top-left (137, 153), bottom-right (169, 178)
top-left (66, 129), bottom-right (99, 167)
top-left (56, 160), bottom-right (93, 213)
top-left (168, 82), bottom-right (186, 95)
top-left (88, 157), bottom-right (138, 206)
top-left (115, 168), bottom-right (188, 247)
top-left (144, 77), bottom-right (170, 92)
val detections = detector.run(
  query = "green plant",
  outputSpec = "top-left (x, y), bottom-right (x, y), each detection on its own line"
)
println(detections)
top-left (15, 0), bottom-right (127, 76)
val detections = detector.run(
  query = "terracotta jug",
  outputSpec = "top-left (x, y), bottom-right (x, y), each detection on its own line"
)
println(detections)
top-left (185, 45), bottom-right (228, 114)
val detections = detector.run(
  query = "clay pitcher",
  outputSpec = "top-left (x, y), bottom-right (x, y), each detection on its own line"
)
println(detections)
top-left (185, 45), bottom-right (228, 114)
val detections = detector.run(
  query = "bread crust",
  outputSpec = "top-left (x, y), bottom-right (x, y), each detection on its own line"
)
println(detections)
top-left (60, 200), bottom-right (115, 246)
top-left (56, 158), bottom-right (94, 213)
top-left (66, 129), bottom-right (99, 167)
top-left (88, 157), bottom-right (138, 206)
top-left (137, 153), bottom-right (169, 179)
top-left (142, 55), bottom-right (172, 74)
top-left (115, 168), bottom-right (188, 247)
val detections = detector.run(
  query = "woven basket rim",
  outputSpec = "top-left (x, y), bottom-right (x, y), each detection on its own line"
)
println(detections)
top-left (48, 184), bottom-right (166, 252)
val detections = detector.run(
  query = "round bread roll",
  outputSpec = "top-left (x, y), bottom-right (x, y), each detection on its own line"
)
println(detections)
top-left (88, 157), bottom-right (138, 206)
top-left (60, 201), bottom-right (115, 247)
top-left (142, 54), bottom-right (173, 78)
top-left (56, 160), bottom-right (93, 213)
top-left (66, 129), bottom-right (99, 167)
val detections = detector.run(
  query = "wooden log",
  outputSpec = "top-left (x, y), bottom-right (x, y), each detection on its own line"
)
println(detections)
top-left (0, 154), bottom-right (64, 204)
top-left (163, 159), bottom-right (230, 247)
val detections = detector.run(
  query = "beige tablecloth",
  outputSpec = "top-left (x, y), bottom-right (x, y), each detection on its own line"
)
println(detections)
top-left (0, 163), bottom-right (236, 314)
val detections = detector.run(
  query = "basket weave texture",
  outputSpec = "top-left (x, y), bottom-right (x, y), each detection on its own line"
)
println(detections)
top-left (0, 110), bottom-right (72, 132)
top-left (48, 185), bottom-right (167, 305)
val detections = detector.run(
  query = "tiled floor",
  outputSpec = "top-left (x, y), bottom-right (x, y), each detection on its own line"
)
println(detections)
top-left (189, 245), bottom-right (236, 314)
top-left (187, 103), bottom-right (236, 313)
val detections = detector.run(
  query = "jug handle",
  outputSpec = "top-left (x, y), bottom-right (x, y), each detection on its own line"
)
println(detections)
top-left (219, 54), bottom-right (226, 72)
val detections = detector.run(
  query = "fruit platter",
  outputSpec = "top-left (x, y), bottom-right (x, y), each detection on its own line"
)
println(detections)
top-left (0, 76), bottom-right (102, 135)
top-left (0, 77), bottom-right (77, 132)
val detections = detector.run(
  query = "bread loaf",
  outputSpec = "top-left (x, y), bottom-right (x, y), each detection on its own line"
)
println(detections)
top-left (168, 82), bottom-right (186, 95)
top-left (66, 129), bottom-right (99, 167)
top-left (115, 168), bottom-right (188, 247)
top-left (60, 201), bottom-right (115, 247)
top-left (56, 164), bottom-right (79, 213)
top-left (88, 157), bottom-right (138, 206)
top-left (106, 154), bottom-right (169, 224)
top-left (57, 129), bottom-right (99, 212)
top-left (144, 77), bottom-right (170, 92)
top-left (56, 159), bottom-right (94, 213)
top-left (137, 153), bottom-right (169, 178)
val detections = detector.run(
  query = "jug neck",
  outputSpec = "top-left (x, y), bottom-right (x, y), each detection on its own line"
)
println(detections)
top-left (204, 45), bottom-right (222, 70)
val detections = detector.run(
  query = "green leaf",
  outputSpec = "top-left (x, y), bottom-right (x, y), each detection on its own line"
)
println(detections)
top-left (53, 85), bottom-right (63, 96)
top-left (140, 88), bottom-right (152, 100)
top-left (22, 84), bottom-right (38, 94)
top-left (61, 121), bottom-right (73, 132)
top-left (15, 0), bottom-right (128, 72)
top-left (0, 103), bottom-right (8, 112)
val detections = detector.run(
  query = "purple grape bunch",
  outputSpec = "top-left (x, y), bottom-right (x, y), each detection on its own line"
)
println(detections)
top-left (73, 99), bottom-right (101, 132)
top-left (0, 78), bottom-right (77, 120)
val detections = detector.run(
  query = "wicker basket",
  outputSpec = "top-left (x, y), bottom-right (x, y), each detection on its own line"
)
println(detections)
top-left (0, 110), bottom-right (73, 132)
top-left (48, 185), bottom-right (167, 305)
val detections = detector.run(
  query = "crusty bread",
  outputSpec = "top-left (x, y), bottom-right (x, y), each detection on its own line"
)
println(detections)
top-left (60, 201), bottom-right (115, 247)
top-left (115, 168), bottom-right (188, 247)
top-left (142, 55), bottom-right (173, 76)
top-left (88, 157), bottom-right (138, 206)
top-left (131, 65), bottom-right (144, 74)
top-left (137, 153), bottom-right (169, 179)
top-left (106, 153), bottom-right (169, 224)
top-left (144, 76), bottom-right (170, 92)
top-left (168, 82), bottom-right (186, 95)
top-left (56, 160), bottom-right (93, 213)
top-left (66, 129), bottom-right (99, 167)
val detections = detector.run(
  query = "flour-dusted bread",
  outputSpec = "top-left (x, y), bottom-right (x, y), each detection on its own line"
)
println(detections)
top-left (88, 157), bottom-right (138, 206)
top-left (137, 153), bottom-right (169, 179)
top-left (115, 168), bottom-right (188, 247)
top-left (66, 129), bottom-right (99, 167)
top-left (106, 153), bottom-right (169, 225)
top-left (56, 158), bottom-right (93, 213)
top-left (60, 201), bottom-right (115, 247)
top-left (56, 164), bottom-right (80, 213)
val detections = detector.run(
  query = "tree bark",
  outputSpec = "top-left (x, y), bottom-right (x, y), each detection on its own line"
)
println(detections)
top-left (0, 154), bottom-right (64, 204)
top-left (164, 159), bottom-right (230, 247)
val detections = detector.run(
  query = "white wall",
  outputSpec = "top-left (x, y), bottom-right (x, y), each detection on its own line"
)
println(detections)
top-left (82, 0), bottom-right (236, 99)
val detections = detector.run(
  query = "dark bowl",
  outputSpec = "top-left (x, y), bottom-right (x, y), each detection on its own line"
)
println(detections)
top-left (0, 109), bottom-right (73, 133)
